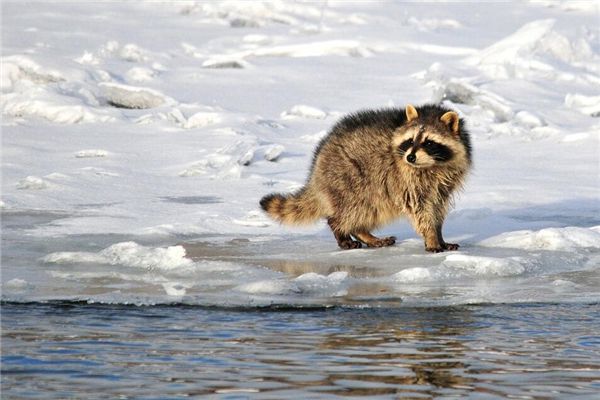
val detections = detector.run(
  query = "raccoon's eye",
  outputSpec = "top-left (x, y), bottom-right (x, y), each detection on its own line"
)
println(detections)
top-left (398, 138), bottom-right (414, 153)
top-left (423, 140), bottom-right (434, 147)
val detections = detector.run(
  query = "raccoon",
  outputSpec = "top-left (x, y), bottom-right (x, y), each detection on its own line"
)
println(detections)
top-left (260, 104), bottom-right (472, 252)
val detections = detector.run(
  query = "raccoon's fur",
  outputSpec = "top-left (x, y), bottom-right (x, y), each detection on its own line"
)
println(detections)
top-left (260, 104), bottom-right (472, 252)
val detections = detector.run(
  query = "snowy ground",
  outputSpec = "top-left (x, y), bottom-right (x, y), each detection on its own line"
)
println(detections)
top-left (2, 1), bottom-right (599, 307)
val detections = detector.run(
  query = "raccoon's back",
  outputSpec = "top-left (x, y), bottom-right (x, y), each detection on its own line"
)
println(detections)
top-left (309, 108), bottom-right (408, 175)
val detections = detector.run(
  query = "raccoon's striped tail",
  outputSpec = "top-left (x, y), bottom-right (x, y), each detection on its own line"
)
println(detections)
top-left (260, 188), bottom-right (322, 225)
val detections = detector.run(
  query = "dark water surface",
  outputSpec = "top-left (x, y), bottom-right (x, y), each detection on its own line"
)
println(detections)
top-left (2, 302), bottom-right (600, 399)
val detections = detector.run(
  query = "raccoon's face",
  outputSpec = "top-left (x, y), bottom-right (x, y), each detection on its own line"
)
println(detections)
top-left (395, 126), bottom-right (454, 168)
top-left (392, 105), bottom-right (466, 169)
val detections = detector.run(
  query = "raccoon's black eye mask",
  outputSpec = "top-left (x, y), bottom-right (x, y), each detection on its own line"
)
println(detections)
top-left (423, 140), bottom-right (454, 162)
top-left (397, 138), bottom-right (413, 154)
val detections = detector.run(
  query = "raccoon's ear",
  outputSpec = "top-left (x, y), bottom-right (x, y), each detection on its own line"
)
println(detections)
top-left (406, 104), bottom-right (418, 122)
top-left (440, 111), bottom-right (460, 136)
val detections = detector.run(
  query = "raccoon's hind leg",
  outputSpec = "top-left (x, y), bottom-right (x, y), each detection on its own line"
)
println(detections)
top-left (327, 217), bottom-right (362, 249)
top-left (353, 231), bottom-right (396, 248)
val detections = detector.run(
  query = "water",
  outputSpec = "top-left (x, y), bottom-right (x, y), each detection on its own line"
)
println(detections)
top-left (2, 301), bottom-right (599, 399)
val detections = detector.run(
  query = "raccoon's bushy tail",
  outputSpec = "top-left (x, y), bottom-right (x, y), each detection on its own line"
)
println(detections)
top-left (260, 187), bottom-right (323, 225)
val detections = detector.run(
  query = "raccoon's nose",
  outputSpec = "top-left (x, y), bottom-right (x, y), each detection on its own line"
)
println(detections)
top-left (407, 153), bottom-right (416, 163)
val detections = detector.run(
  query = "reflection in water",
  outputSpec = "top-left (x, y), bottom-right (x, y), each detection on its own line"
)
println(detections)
top-left (2, 302), bottom-right (599, 399)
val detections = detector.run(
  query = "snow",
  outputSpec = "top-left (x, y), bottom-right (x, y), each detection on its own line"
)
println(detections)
top-left (43, 242), bottom-right (194, 271)
top-left (99, 82), bottom-right (171, 109)
top-left (480, 226), bottom-right (600, 251)
top-left (2, 1), bottom-right (599, 307)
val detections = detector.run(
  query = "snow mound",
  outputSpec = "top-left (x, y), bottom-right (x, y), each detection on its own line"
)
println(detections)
top-left (43, 241), bottom-right (194, 270)
top-left (204, 40), bottom-right (373, 67)
top-left (565, 94), bottom-right (600, 117)
top-left (393, 267), bottom-right (433, 283)
top-left (249, 40), bottom-right (373, 58)
top-left (179, 154), bottom-right (243, 179)
top-left (407, 16), bottom-right (462, 32)
top-left (281, 105), bottom-right (327, 119)
top-left (100, 82), bottom-right (170, 109)
top-left (442, 254), bottom-right (526, 276)
top-left (264, 144), bottom-right (284, 161)
top-left (232, 211), bottom-right (272, 227)
top-left (16, 176), bottom-right (50, 190)
top-left (4, 278), bottom-right (33, 290)
top-left (126, 67), bottom-right (156, 82)
top-left (75, 149), bottom-right (108, 158)
top-left (183, 111), bottom-right (222, 129)
top-left (1, 56), bottom-right (64, 91)
top-left (236, 271), bottom-right (349, 297)
top-left (202, 58), bottom-right (250, 69)
top-left (431, 79), bottom-right (513, 122)
top-left (480, 226), bottom-right (600, 251)
top-left (394, 255), bottom-right (525, 283)
top-left (466, 19), bottom-right (598, 79)
top-left (3, 94), bottom-right (113, 124)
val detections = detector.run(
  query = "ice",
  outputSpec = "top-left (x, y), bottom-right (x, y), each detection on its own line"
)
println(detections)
top-left (394, 267), bottom-right (433, 283)
top-left (183, 112), bottom-right (222, 128)
top-left (236, 271), bottom-right (349, 297)
top-left (467, 19), bottom-right (556, 67)
top-left (406, 17), bottom-right (462, 32)
top-left (43, 242), bottom-right (194, 270)
top-left (16, 176), bottom-right (50, 190)
top-left (442, 254), bottom-right (526, 277)
top-left (233, 211), bottom-right (272, 227)
top-left (565, 93), bottom-right (600, 117)
top-left (3, 95), bottom-right (113, 124)
top-left (100, 82), bottom-right (170, 109)
top-left (75, 149), bottom-right (108, 158)
top-left (5, 279), bottom-right (32, 290)
top-left (480, 226), bottom-right (600, 251)
top-left (1, 55), bottom-right (64, 90)
top-left (264, 144), bottom-right (285, 161)
top-left (281, 105), bottom-right (327, 119)
top-left (126, 67), bottom-right (156, 82)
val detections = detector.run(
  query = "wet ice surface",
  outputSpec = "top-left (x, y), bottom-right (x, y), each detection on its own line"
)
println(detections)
top-left (2, 302), bottom-right (600, 399)
top-left (2, 209), bottom-right (600, 307)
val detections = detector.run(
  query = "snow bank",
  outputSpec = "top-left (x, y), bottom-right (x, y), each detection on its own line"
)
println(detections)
top-left (281, 105), bottom-right (327, 119)
top-left (75, 149), bottom-right (108, 158)
top-left (442, 254), bottom-right (526, 276)
top-left (3, 95), bottom-right (113, 124)
top-left (204, 40), bottom-right (373, 67)
top-left (264, 144), bottom-right (285, 161)
top-left (183, 111), bottom-right (222, 128)
top-left (466, 18), bottom-right (598, 79)
top-left (565, 94), bottom-right (600, 117)
top-left (394, 254), bottom-right (525, 283)
top-left (100, 82), bottom-right (170, 109)
top-left (16, 176), bottom-right (50, 190)
top-left (431, 79), bottom-right (513, 122)
top-left (480, 226), bottom-right (600, 251)
top-left (1, 56), bottom-right (64, 91)
top-left (236, 271), bottom-right (349, 297)
top-left (43, 242), bottom-right (194, 270)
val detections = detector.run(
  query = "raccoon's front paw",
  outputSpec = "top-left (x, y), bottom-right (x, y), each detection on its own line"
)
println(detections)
top-left (443, 243), bottom-right (460, 251)
top-left (339, 240), bottom-right (362, 250)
